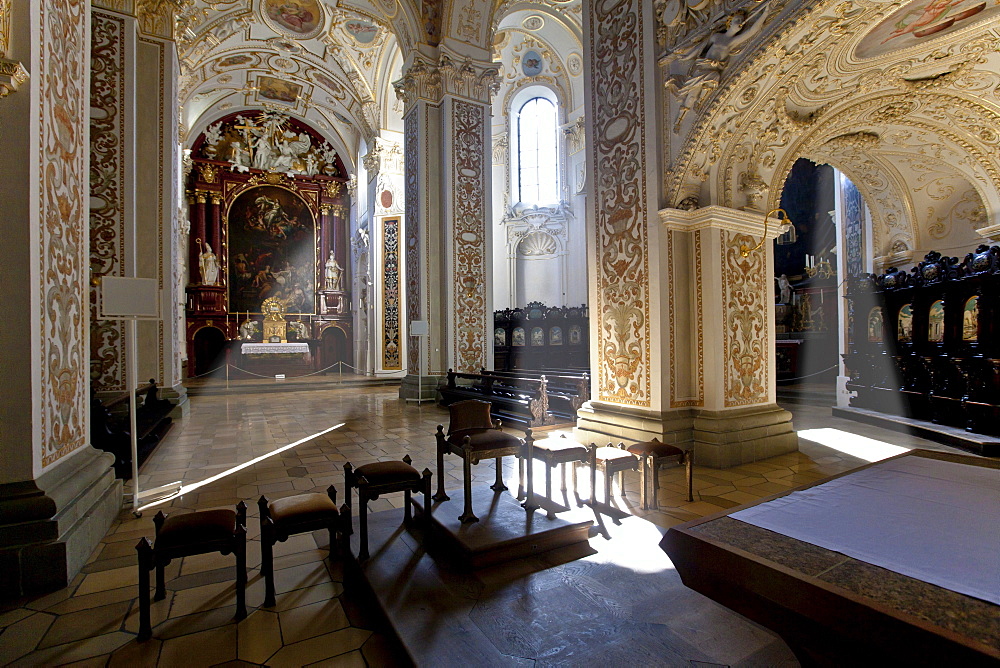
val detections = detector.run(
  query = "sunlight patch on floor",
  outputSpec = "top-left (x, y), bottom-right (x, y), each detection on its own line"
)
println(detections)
top-left (798, 428), bottom-right (910, 462)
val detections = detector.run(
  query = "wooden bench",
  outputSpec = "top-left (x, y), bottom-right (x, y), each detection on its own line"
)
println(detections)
top-left (439, 370), bottom-right (550, 430)
top-left (91, 380), bottom-right (173, 479)
top-left (482, 369), bottom-right (589, 420)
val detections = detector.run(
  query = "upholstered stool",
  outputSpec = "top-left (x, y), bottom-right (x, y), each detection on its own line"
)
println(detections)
top-left (135, 502), bottom-right (247, 641)
top-left (627, 438), bottom-right (694, 509)
top-left (435, 400), bottom-right (525, 523)
top-left (344, 455), bottom-right (432, 561)
top-left (258, 486), bottom-right (339, 607)
top-left (588, 443), bottom-right (640, 507)
top-left (521, 433), bottom-right (589, 516)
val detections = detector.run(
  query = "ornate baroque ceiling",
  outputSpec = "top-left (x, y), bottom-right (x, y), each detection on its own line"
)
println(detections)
top-left (172, 0), bottom-right (581, 172)
top-left (664, 0), bottom-right (1000, 259)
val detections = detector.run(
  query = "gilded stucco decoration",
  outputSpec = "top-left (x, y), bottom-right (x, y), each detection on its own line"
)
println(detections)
top-left (590, 0), bottom-right (650, 406)
top-left (382, 218), bottom-right (401, 370)
top-left (0, 0), bottom-right (28, 98)
top-left (40, 0), bottom-right (89, 467)
top-left (394, 51), bottom-right (500, 110)
top-left (667, 229), bottom-right (704, 408)
top-left (666, 0), bottom-right (1000, 251)
top-left (721, 230), bottom-right (768, 407)
top-left (90, 11), bottom-right (128, 392)
top-left (451, 99), bottom-right (488, 372)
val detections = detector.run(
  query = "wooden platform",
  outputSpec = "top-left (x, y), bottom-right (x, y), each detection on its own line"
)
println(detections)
top-left (425, 485), bottom-right (594, 569)
top-left (344, 487), bottom-right (797, 666)
top-left (833, 406), bottom-right (1000, 456)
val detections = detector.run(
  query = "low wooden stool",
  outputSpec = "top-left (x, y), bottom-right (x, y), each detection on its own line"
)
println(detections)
top-left (135, 502), bottom-right (247, 641)
top-left (258, 486), bottom-right (339, 607)
top-left (522, 433), bottom-right (589, 516)
top-left (588, 443), bottom-right (640, 507)
top-left (627, 438), bottom-right (694, 509)
top-left (344, 455), bottom-right (432, 561)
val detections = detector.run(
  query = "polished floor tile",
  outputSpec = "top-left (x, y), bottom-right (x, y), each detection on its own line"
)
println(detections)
top-left (0, 384), bottom-right (971, 666)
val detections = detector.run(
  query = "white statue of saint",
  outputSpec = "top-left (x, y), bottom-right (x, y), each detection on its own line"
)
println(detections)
top-left (230, 140), bottom-right (250, 172)
top-left (777, 274), bottom-right (793, 304)
top-left (198, 239), bottom-right (220, 286)
top-left (324, 251), bottom-right (343, 291)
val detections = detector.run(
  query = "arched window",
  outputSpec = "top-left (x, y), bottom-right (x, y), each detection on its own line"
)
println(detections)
top-left (517, 97), bottom-right (558, 205)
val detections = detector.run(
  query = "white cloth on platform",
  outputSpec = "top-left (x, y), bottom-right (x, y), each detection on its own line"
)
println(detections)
top-left (731, 455), bottom-right (1000, 604)
top-left (241, 343), bottom-right (310, 355)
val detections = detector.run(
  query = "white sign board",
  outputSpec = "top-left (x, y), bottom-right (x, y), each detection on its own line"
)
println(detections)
top-left (409, 320), bottom-right (429, 336)
top-left (100, 277), bottom-right (161, 319)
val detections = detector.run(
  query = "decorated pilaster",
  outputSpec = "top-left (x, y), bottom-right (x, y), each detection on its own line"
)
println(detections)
top-left (574, 0), bottom-right (798, 467)
top-left (135, 17), bottom-right (185, 401)
top-left (366, 136), bottom-right (405, 377)
top-left (394, 50), bottom-right (499, 398)
top-left (0, 0), bottom-right (121, 596)
top-left (660, 207), bottom-right (797, 467)
top-left (575, 0), bottom-right (675, 443)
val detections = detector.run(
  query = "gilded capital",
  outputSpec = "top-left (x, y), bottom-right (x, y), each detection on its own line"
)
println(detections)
top-left (320, 203), bottom-right (332, 214)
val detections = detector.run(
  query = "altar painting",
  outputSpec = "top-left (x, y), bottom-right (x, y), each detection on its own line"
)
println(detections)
top-left (228, 186), bottom-right (316, 314)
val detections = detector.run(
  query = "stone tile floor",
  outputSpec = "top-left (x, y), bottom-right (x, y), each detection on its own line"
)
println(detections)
top-left (0, 385), bottom-right (967, 666)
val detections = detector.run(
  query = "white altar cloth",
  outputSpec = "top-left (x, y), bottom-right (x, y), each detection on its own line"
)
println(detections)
top-left (241, 342), bottom-right (310, 355)
top-left (731, 455), bottom-right (1000, 604)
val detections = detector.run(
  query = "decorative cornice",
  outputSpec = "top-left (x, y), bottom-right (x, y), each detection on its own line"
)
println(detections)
top-left (393, 52), bottom-right (500, 109)
top-left (659, 205), bottom-right (789, 239)
top-left (0, 58), bottom-right (28, 98)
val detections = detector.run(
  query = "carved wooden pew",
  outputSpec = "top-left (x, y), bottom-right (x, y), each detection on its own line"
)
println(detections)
top-left (439, 370), bottom-right (550, 430)
top-left (90, 380), bottom-right (173, 479)
top-left (481, 368), bottom-right (589, 420)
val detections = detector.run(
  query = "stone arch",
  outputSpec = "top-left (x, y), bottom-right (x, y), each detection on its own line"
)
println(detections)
top-left (668, 0), bottom-right (1000, 262)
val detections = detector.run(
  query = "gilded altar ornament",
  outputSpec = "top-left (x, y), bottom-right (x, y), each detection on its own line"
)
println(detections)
top-left (0, 58), bottom-right (28, 98)
top-left (261, 296), bottom-right (288, 342)
top-left (740, 208), bottom-right (789, 258)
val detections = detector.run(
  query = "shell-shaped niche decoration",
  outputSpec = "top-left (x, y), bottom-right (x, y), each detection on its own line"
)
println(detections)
top-left (517, 231), bottom-right (557, 256)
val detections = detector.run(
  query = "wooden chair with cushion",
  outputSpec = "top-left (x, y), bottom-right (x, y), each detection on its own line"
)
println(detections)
top-left (626, 438), bottom-right (694, 509)
top-left (344, 455), bottom-right (432, 561)
top-left (135, 502), bottom-right (247, 641)
top-left (434, 399), bottom-right (525, 523)
top-left (258, 486), bottom-right (339, 607)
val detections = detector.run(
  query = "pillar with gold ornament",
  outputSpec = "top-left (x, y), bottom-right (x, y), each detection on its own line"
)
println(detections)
top-left (394, 48), bottom-right (500, 399)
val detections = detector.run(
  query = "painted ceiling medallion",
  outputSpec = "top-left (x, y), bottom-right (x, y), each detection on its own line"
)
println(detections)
top-left (522, 50), bottom-right (543, 77)
top-left (343, 19), bottom-right (380, 44)
top-left (260, 0), bottom-right (325, 41)
top-left (855, 0), bottom-right (999, 59)
top-left (522, 15), bottom-right (545, 30)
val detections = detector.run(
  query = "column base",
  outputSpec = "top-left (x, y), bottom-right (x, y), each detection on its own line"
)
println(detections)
top-left (398, 374), bottom-right (444, 402)
top-left (573, 401), bottom-right (694, 448)
top-left (0, 447), bottom-right (121, 597)
top-left (573, 401), bottom-right (799, 469)
top-left (692, 404), bottom-right (798, 468)
top-left (162, 383), bottom-right (190, 418)
top-left (836, 375), bottom-right (853, 408)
